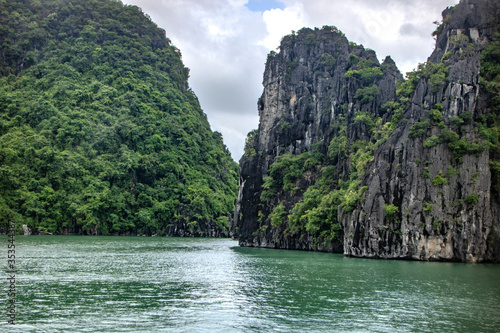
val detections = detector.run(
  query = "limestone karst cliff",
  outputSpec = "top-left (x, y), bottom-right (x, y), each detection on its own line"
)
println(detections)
top-left (234, 0), bottom-right (500, 262)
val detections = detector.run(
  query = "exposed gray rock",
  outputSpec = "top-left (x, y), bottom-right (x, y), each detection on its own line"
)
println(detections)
top-left (235, 0), bottom-right (500, 262)
top-left (236, 26), bottom-right (402, 251)
top-left (22, 224), bottom-right (31, 236)
top-left (341, 0), bottom-right (500, 263)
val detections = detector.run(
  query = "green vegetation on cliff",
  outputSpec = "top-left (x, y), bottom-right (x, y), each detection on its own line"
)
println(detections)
top-left (0, 0), bottom-right (238, 235)
top-left (480, 32), bottom-right (500, 194)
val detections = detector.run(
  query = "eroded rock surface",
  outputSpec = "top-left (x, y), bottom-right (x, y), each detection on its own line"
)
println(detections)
top-left (235, 0), bottom-right (500, 262)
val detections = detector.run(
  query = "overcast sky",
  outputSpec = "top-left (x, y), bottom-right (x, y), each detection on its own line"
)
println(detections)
top-left (122, 0), bottom-right (460, 161)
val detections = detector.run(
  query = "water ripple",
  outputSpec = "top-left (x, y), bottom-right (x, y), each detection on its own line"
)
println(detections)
top-left (1, 236), bottom-right (499, 332)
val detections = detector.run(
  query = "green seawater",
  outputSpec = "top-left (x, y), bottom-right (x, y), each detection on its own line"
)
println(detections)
top-left (1, 236), bottom-right (500, 332)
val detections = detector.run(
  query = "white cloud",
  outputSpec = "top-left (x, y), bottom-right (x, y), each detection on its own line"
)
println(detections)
top-left (122, 0), bottom-right (460, 160)
top-left (259, 4), bottom-right (305, 49)
top-left (228, 0), bottom-right (248, 7)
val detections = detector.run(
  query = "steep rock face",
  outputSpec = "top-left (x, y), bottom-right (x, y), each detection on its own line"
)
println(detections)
top-left (341, 0), bottom-right (500, 263)
top-left (236, 0), bottom-right (500, 262)
top-left (235, 26), bottom-right (402, 251)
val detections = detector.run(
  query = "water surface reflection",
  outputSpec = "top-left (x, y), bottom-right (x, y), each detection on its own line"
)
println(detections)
top-left (1, 236), bottom-right (499, 332)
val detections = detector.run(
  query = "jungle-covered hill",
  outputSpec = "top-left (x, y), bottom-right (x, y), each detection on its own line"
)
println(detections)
top-left (0, 0), bottom-right (239, 236)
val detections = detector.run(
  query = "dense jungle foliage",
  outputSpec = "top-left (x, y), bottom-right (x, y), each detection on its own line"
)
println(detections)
top-left (0, 0), bottom-right (239, 235)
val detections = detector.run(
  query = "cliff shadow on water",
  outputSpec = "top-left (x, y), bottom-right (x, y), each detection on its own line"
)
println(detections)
top-left (234, 0), bottom-right (500, 263)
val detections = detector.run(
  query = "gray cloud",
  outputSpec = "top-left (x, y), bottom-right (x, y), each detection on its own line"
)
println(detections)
top-left (399, 23), bottom-right (422, 37)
